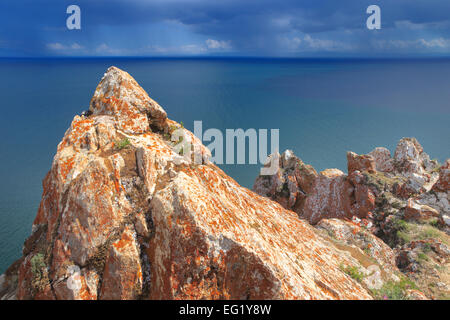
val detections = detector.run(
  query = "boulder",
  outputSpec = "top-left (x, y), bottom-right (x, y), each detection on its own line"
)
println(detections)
top-left (433, 160), bottom-right (450, 192)
top-left (301, 169), bottom-right (353, 224)
top-left (253, 150), bottom-right (318, 211)
top-left (394, 138), bottom-right (423, 163)
top-left (368, 147), bottom-right (394, 173)
top-left (404, 200), bottom-right (440, 222)
top-left (347, 152), bottom-right (376, 174)
top-left (254, 153), bottom-right (378, 225)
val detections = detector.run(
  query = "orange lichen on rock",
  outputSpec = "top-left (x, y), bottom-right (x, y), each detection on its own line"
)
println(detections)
top-left (2, 66), bottom-right (390, 301)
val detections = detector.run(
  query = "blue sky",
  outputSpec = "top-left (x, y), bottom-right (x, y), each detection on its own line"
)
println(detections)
top-left (1, 0), bottom-right (450, 57)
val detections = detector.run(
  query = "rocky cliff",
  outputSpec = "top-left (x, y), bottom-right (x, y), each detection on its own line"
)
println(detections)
top-left (0, 66), bottom-right (407, 300)
top-left (254, 139), bottom-right (449, 299)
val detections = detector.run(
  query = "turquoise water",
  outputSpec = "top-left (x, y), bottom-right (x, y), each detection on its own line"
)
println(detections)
top-left (0, 58), bottom-right (449, 273)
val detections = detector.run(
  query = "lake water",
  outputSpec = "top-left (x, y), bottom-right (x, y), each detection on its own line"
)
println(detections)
top-left (0, 57), bottom-right (449, 273)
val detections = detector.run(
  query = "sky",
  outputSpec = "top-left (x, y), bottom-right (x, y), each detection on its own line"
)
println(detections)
top-left (1, 0), bottom-right (450, 57)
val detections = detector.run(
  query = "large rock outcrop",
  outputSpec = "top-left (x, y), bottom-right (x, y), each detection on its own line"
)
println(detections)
top-left (0, 67), bottom-right (386, 300)
top-left (253, 140), bottom-right (449, 299)
top-left (253, 150), bottom-right (377, 225)
top-left (254, 140), bottom-right (446, 227)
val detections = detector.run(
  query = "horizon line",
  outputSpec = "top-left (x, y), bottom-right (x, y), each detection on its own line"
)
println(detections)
top-left (1, 55), bottom-right (450, 60)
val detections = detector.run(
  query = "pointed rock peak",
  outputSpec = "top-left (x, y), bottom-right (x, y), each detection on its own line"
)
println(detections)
top-left (89, 66), bottom-right (168, 134)
top-left (103, 65), bottom-right (130, 80)
top-left (394, 137), bottom-right (424, 162)
top-left (281, 149), bottom-right (297, 168)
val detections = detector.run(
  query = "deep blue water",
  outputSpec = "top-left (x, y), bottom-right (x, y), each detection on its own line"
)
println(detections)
top-left (0, 57), bottom-right (449, 273)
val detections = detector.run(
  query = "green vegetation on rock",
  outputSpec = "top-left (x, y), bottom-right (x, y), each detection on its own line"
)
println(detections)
top-left (114, 137), bottom-right (131, 150)
top-left (371, 277), bottom-right (418, 300)
top-left (30, 253), bottom-right (49, 293)
top-left (340, 264), bottom-right (364, 283)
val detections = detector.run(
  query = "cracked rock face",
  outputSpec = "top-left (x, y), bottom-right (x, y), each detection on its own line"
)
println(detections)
top-left (90, 66), bottom-right (168, 133)
top-left (1, 67), bottom-right (378, 300)
top-left (253, 139), bottom-right (449, 299)
top-left (254, 139), bottom-right (446, 226)
top-left (253, 152), bottom-right (377, 225)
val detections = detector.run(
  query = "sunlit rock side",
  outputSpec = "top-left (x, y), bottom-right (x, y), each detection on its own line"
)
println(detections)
top-left (253, 139), bottom-right (449, 299)
top-left (0, 67), bottom-right (378, 300)
top-left (253, 150), bottom-right (377, 224)
top-left (254, 140), bottom-right (446, 227)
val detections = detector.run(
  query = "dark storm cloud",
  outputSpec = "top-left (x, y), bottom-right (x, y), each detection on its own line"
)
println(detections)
top-left (1, 0), bottom-right (450, 56)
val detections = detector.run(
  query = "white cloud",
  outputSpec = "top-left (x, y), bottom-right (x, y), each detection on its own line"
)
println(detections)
top-left (394, 20), bottom-right (426, 30)
top-left (304, 35), bottom-right (336, 50)
top-left (205, 39), bottom-right (232, 50)
top-left (46, 42), bottom-right (84, 51)
top-left (418, 38), bottom-right (450, 48)
top-left (70, 43), bottom-right (83, 50)
top-left (280, 36), bottom-right (302, 50)
top-left (394, 20), bottom-right (450, 31)
top-left (46, 39), bottom-right (230, 56)
top-left (375, 38), bottom-right (450, 50)
top-left (281, 34), bottom-right (351, 52)
top-left (47, 43), bottom-right (66, 50)
top-left (271, 16), bottom-right (292, 28)
top-left (145, 39), bottom-right (231, 55)
top-left (180, 44), bottom-right (207, 54)
top-left (95, 43), bottom-right (123, 55)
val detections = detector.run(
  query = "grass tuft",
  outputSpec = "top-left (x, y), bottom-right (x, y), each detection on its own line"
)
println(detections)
top-left (114, 137), bottom-right (131, 150)
top-left (371, 278), bottom-right (417, 300)
top-left (340, 264), bottom-right (364, 283)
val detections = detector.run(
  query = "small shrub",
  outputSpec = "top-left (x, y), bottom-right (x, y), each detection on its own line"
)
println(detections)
top-left (340, 264), bottom-right (364, 283)
top-left (114, 137), bottom-right (131, 150)
top-left (392, 217), bottom-right (413, 245)
top-left (422, 242), bottom-right (432, 253)
top-left (417, 252), bottom-right (429, 263)
top-left (30, 253), bottom-right (49, 293)
top-left (364, 172), bottom-right (404, 193)
top-left (392, 217), bottom-right (409, 231)
top-left (397, 230), bottom-right (412, 244)
top-left (419, 226), bottom-right (441, 240)
top-left (31, 253), bottom-right (46, 278)
top-left (372, 278), bottom-right (417, 300)
top-left (169, 125), bottom-right (178, 133)
top-left (428, 218), bottom-right (441, 229)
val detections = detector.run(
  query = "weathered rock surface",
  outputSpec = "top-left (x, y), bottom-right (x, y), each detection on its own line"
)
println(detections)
top-left (90, 66), bottom-right (168, 133)
top-left (1, 67), bottom-right (383, 300)
top-left (254, 152), bottom-right (377, 225)
top-left (396, 238), bottom-right (450, 299)
top-left (253, 150), bottom-right (318, 211)
top-left (254, 139), bottom-right (449, 299)
top-left (433, 160), bottom-right (450, 192)
top-left (404, 200), bottom-right (440, 222)
top-left (316, 219), bottom-right (398, 275)
top-left (368, 147), bottom-right (394, 173)
top-left (347, 152), bottom-right (376, 174)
